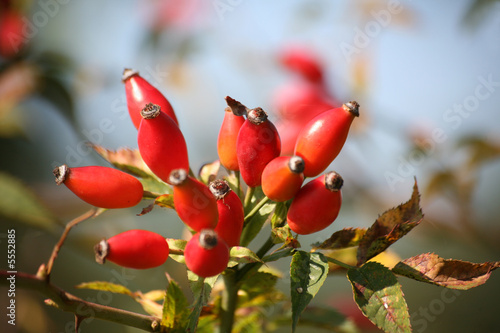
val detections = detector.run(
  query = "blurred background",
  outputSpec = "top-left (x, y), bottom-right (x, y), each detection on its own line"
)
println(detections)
top-left (0, 0), bottom-right (499, 332)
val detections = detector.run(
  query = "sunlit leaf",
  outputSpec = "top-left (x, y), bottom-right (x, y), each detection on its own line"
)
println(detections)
top-left (228, 246), bottom-right (262, 267)
top-left (348, 262), bottom-right (411, 333)
top-left (0, 172), bottom-right (58, 230)
top-left (162, 277), bottom-right (189, 329)
top-left (74, 281), bottom-right (132, 296)
top-left (392, 252), bottom-right (500, 290)
top-left (290, 251), bottom-right (329, 332)
top-left (142, 290), bottom-right (165, 302)
top-left (166, 238), bottom-right (187, 264)
top-left (321, 248), bottom-right (402, 273)
top-left (136, 298), bottom-right (162, 317)
top-left (357, 179), bottom-right (422, 266)
top-left (312, 228), bottom-right (367, 250)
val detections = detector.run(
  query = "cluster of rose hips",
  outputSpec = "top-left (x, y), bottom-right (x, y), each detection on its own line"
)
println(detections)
top-left (53, 68), bottom-right (359, 278)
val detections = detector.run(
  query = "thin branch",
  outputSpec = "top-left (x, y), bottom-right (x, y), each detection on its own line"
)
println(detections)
top-left (243, 186), bottom-right (256, 210)
top-left (244, 196), bottom-right (270, 224)
top-left (45, 208), bottom-right (101, 280)
top-left (0, 271), bottom-right (162, 332)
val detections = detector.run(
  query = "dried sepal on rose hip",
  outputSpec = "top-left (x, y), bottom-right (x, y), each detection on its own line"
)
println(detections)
top-left (137, 103), bottom-right (189, 184)
top-left (184, 229), bottom-right (230, 278)
top-left (236, 107), bottom-right (281, 187)
top-left (287, 171), bottom-right (343, 235)
top-left (169, 169), bottom-right (219, 232)
top-left (122, 68), bottom-right (178, 128)
top-left (294, 101), bottom-right (359, 178)
top-left (94, 230), bottom-right (169, 269)
top-left (53, 165), bottom-right (143, 209)
top-left (209, 179), bottom-right (244, 247)
top-left (261, 155), bottom-right (305, 202)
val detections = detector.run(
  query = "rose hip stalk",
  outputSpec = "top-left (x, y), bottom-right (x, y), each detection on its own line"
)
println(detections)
top-left (94, 230), bottom-right (169, 269)
top-left (287, 171), bottom-right (343, 235)
top-left (184, 229), bottom-right (230, 278)
top-left (294, 101), bottom-right (359, 178)
top-left (209, 179), bottom-right (244, 247)
top-left (217, 107), bottom-right (245, 171)
top-left (169, 169), bottom-right (219, 232)
top-left (53, 165), bottom-right (143, 209)
top-left (137, 103), bottom-right (189, 184)
top-left (261, 156), bottom-right (305, 202)
top-left (122, 68), bottom-right (179, 128)
top-left (236, 108), bottom-right (281, 187)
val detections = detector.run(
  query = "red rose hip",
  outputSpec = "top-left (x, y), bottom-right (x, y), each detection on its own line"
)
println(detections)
top-left (217, 107), bottom-right (245, 171)
top-left (170, 169), bottom-right (219, 232)
top-left (236, 107), bottom-right (281, 187)
top-left (294, 101), bottom-right (359, 178)
top-left (137, 103), bottom-right (189, 184)
top-left (184, 229), bottom-right (230, 277)
top-left (122, 68), bottom-right (179, 128)
top-left (53, 165), bottom-right (143, 209)
top-left (209, 179), bottom-right (244, 247)
top-left (287, 171), bottom-right (343, 235)
top-left (94, 229), bottom-right (169, 269)
top-left (261, 156), bottom-right (305, 202)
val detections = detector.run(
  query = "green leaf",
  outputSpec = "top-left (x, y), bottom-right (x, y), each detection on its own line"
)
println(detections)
top-left (186, 294), bottom-right (204, 333)
top-left (312, 228), bottom-right (367, 250)
top-left (228, 246), bottom-right (262, 267)
top-left (186, 272), bottom-right (218, 333)
top-left (0, 172), bottom-right (58, 230)
top-left (240, 199), bottom-right (276, 247)
top-left (392, 252), bottom-right (500, 290)
top-left (166, 238), bottom-right (187, 264)
top-left (139, 177), bottom-right (172, 195)
top-left (348, 262), bottom-right (411, 333)
top-left (271, 201), bottom-right (289, 229)
top-left (290, 251), bottom-right (329, 332)
top-left (187, 271), bottom-right (218, 306)
top-left (162, 277), bottom-right (190, 330)
top-left (357, 179), bottom-right (423, 266)
top-left (74, 281), bottom-right (132, 296)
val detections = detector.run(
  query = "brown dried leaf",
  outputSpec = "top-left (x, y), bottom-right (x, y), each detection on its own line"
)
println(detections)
top-left (312, 227), bottom-right (367, 250)
top-left (90, 143), bottom-right (153, 178)
top-left (357, 179), bottom-right (423, 266)
top-left (392, 252), bottom-right (500, 290)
